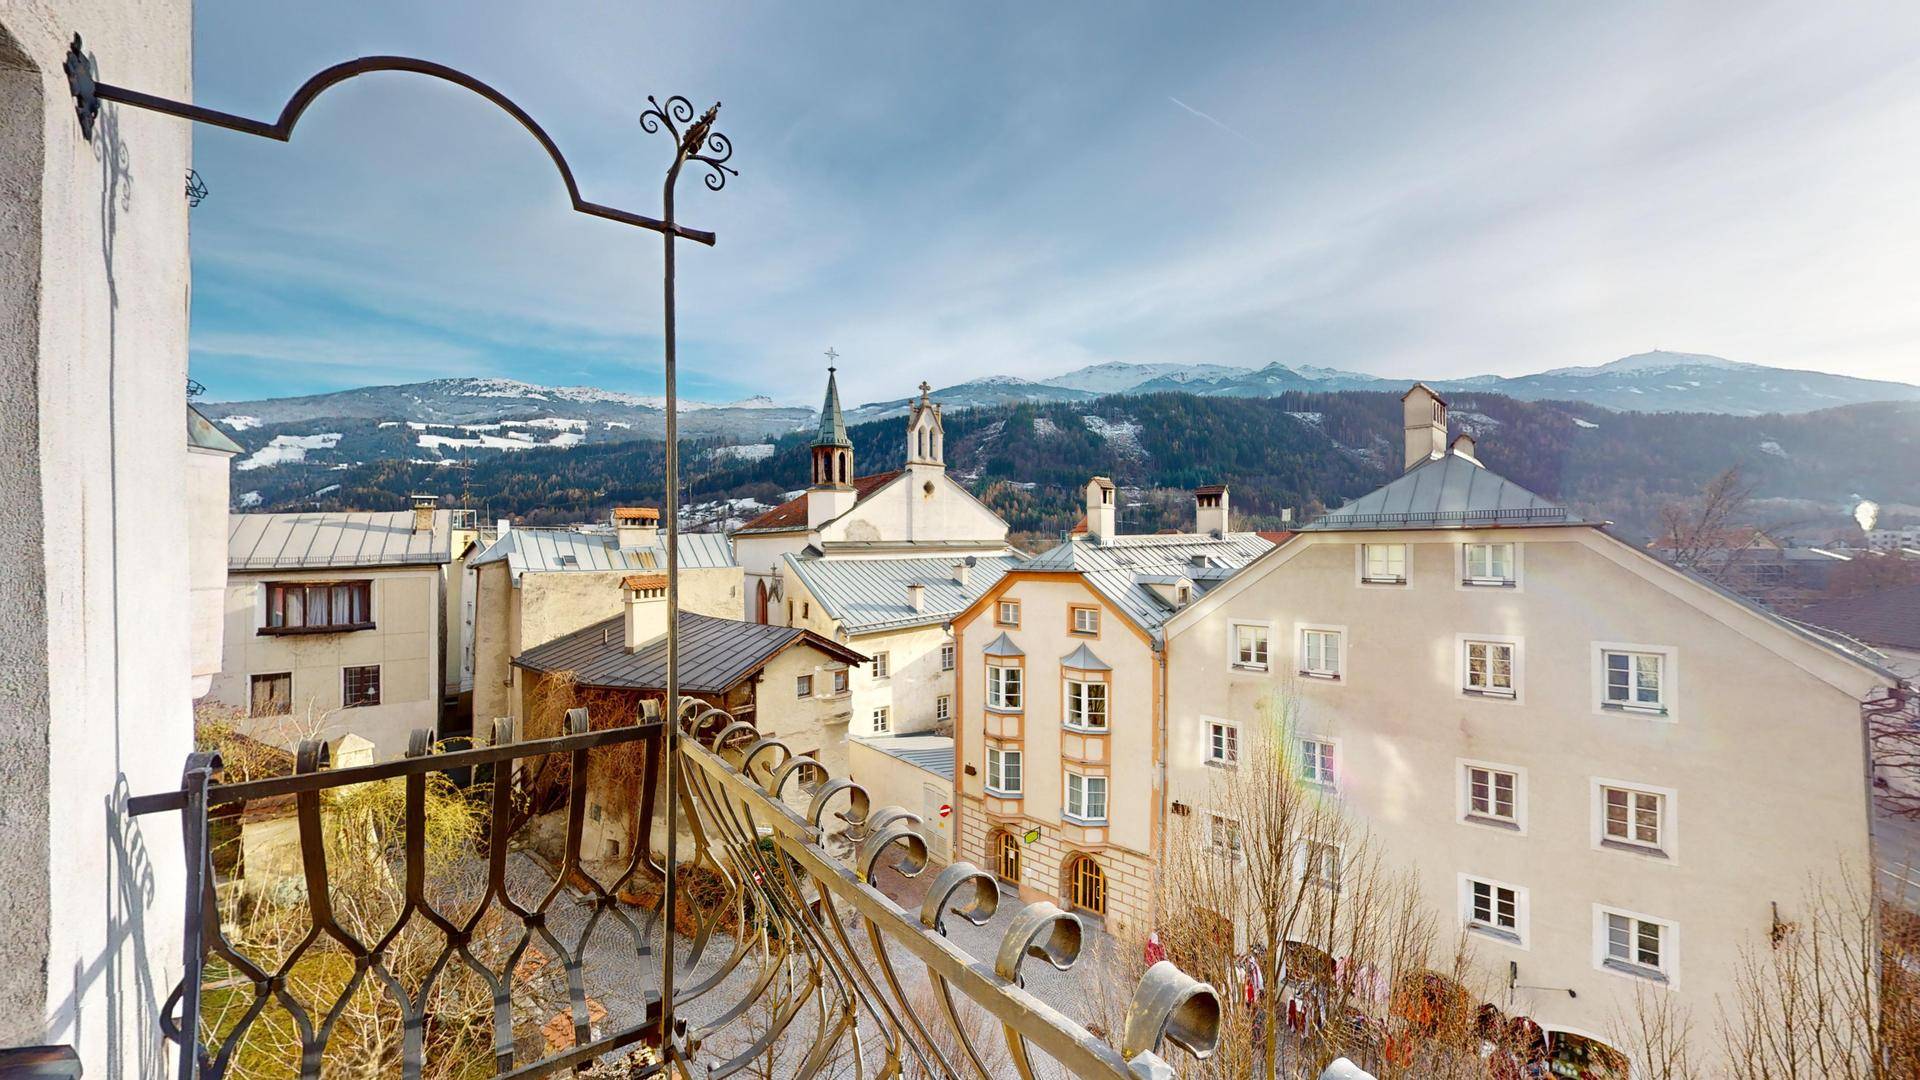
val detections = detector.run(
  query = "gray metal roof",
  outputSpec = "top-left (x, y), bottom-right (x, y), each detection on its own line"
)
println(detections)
top-left (1022, 531), bottom-right (1275, 640)
top-left (856, 735), bottom-right (955, 781)
top-left (469, 527), bottom-right (735, 582)
top-left (188, 404), bottom-right (244, 454)
top-left (1060, 643), bottom-right (1110, 671)
top-left (514, 611), bottom-right (867, 694)
top-left (982, 632), bottom-right (1024, 657)
top-left (229, 511), bottom-right (452, 571)
top-left (1302, 451), bottom-right (1583, 531)
top-left (783, 552), bottom-right (1025, 635)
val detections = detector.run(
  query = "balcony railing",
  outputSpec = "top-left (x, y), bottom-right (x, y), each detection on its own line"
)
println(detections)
top-left (129, 706), bottom-right (1220, 1078)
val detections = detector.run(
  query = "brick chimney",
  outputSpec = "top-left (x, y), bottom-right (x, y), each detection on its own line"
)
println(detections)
top-left (613, 506), bottom-right (660, 550)
top-left (621, 573), bottom-right (669, 651)
top-left (411, 494), bottom-right (438, 533)
top-left (1194, 484), bottom-right (1230, 536)
top-left (1401, 384), bottom-right (1449, 472)
top-left (1085, 477), bottom-right (1117, 543)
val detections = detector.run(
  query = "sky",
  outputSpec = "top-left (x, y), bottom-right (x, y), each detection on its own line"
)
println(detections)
top-left (188, 2), bottom-right (1920, 407)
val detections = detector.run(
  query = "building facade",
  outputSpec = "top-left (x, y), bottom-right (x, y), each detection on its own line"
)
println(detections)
top-left (951, 478), bottom-right (1276, 938)
top-left (1160, 385), bottom-right (1895, 1069)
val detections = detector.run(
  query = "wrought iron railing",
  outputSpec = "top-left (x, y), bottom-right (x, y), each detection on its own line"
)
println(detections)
top-left (128, 706), bottom-right (1220, 1078)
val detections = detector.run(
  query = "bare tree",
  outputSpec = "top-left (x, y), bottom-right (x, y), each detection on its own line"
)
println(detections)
top-left (1609, 981), bottom-right (1697, 1080)
top-left (1868, 689), bottom-right (1920, 822)
top-left (1654, 468), bottom-right (1757, 583)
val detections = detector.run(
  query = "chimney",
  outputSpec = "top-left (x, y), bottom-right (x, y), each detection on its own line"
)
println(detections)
top-left (411, 494), bottom-right (438, 533)
top-left (613, 506), bottom-right (660, 550)
top-left (1451, 432), bottom-right (1477, 460)
top-left (621, 573), bottom-right (669, 652)
top-left (1194, 484), bottom-right (1230, 536)
top-left (906, 582), bottom-right (925, 612)
top-left (1086, 477), bottom-right (1117, 543)
top-left (496, 517), bottom-right (511, 537)
top-left (952, 559), bottom-right (971, 588)
top-left (1402, 384), bottom-right (1448, 472)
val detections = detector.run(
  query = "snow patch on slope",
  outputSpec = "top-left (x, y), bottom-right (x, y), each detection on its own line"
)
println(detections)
top-left (1080, 414), bottom-right (1145, 459)
top-left (237, 433), bottom-right (342, 471)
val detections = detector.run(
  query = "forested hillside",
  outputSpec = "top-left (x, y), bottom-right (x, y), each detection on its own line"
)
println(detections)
top-left (228, 391), bottom-right (1920, 542)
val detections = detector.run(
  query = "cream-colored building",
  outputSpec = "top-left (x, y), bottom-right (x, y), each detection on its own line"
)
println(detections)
top-left (849, 735), bottom-right (957, 861)
top-left (468, 510), bottom-right (741, 732)
top-left (188, 406), bottom-right (244, 696)
top-left (209, 503), bottom-right (453, 761)
top-left (951, 478), bottom-right (1276, 939)
top-left (1159, 385), bottom-right (1898, 1070)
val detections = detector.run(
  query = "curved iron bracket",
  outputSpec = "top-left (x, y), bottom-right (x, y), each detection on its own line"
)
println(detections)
top-left (63, 34), bottom-right (716, 245)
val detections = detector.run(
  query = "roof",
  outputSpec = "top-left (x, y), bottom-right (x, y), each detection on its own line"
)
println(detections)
top-left (1060, 643), bottom-right (1110, 671)
top-left (515, 611), bottom-right (867, 695)
top-left (468, 527), bottom-right (735, 582)
top-left (1402, 382), bottom-right (1449, 406)
top-left (1019, 530), bottom-right (1275, 640)
top-left (735, 471), bottom-right (902, 535)
top-left (622, 573), bottom-right (668, 591)
top-left (815, 368), bottom-right (851, 449)
top-left (229, 511), bottom-right (452, 571)
top-left (1302, 451), bottom-right (1585, 532)
top-left (855, 735), bottom-right (955, 781)
top-left (783, 551), bottom-right (1026, 634)
top-left (1795, 586), bottom-right (1920, 652)
top-left (982, 631), bottom-right (1024, 657)
top-left (612, 506), bottom-right (659, 522)
top-left (188, 404), bottom-right (243, 454)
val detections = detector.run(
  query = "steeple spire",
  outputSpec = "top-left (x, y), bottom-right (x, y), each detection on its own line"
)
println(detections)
top-left (814, 357), bottom-right (851, 450)
top-left (810, 355), bottom-right (854, 490)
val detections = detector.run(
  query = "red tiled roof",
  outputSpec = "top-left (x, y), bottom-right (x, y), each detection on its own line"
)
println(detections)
top-left (1069, 515), bottom-right (1087, 535)
top-left (737, 471), bottom-right (901, 533)
top-left (1256, 530), bottom-right (1297, 545)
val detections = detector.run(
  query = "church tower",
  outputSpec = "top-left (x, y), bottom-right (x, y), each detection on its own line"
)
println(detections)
top-left (905, 381), bottom-right (944, 468)
top-left (807, 361), bottom-right (857, 528)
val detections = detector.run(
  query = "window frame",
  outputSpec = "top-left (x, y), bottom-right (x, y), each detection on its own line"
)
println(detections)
top-left (1229, 621), bottom-right (1272, 673)
top-left (935, 694), bottom-right (951, 722)
top-left (1063, 673), bottom-right (1109, 732)
top-left (873, 651), bottom-right (891, 679)
top-left (1458, 541), bottom-right (1521, 590)
top-left (1298, 736), bottom-right (1338, 789)
top-left (985, 745), bottom-right (1023, 796)
top-left (1590, 777), bottom-right (1678, 861)
top-left (940, 642), bottom-right (956, 672)
top-left (870, 706), bottom-right (891, 734)
top-left (1297, 623), bottom-right (1346, 681)
top-left (1459, 873), bottom-right (1529, 948)
top-left (1069, 605), bottom-right (1101, 636)
top-left (261, 579), bottom-right (376, 635)
top-left (1302, 840), bottom-right (1342, 892)
top-left (985, 660), bottom-right (1024, 712)
top-left (1458, 759), bottom-right (1527, 833)
top-left (341, 664), bottom-right (382, 709)
top-left (248, 671), bottom-right (293, 717)
top-left (830, 667), bottom-right (849, 695)
top-left (1205, 718), bottom-right (1240, 769)
top-left (1064, 770), bottom-right (1108, 825)
top-left (795, 674), bottom-right (813, 698)
top-left (1206, 812), bottom-right (1243, 858)
top-left (1594, 642), bottom-right (1678, 721)
top-left (1457, 634), bottom-right (1522, 701)
top-left (1357, 542), bottom-right (1410, 587)
top-left (1594, 905), bottom-right (1676, 984)
top-left (996, 600), bottom-right (1021, 628)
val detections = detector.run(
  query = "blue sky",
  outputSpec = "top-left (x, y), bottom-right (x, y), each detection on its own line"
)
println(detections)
top-left (189, 2), bottom-right (1920, 407)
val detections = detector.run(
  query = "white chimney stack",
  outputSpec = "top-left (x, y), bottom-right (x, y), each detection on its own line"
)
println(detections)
top-left (496, 517), bottom-right (511, 536)
top-left (952, 559), bottom-right (972, 587)
top-left (906, 582), bottom-right (925, 612)
top-left (1194, 484), bottom-right (1230, 536)
top-left (411, 494), bottom-right (438, 534)
top-left (1085, 477), bottom-right (1117, 543)
top-left (613, 506), bottom-right (660, 551)
top-left (622, 573), bottom-right (669, 651)
top-left (1402, 384), bottom-right (1449, 472)
top-left (1450, 432), bottom-right (1477, 461)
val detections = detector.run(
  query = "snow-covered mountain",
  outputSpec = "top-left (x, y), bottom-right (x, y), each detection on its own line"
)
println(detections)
top-left (1039, 361), bottom-right (1252, 394)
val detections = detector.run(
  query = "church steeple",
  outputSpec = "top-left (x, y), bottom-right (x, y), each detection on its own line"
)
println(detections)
top-left (810, 352), bottom-right (853, 490)
top-left (906, 380), bottom-right (944, 468)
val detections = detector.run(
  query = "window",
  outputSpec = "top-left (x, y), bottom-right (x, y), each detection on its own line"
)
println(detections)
top-left (1603, 911), bottom-right (1670, 978)
top-left (795, 674), bottom-right (813, 698)
top-left (249, 672), bottom-right (292, 716)
top-left (1232, 623), bottom-right (1270, 671)
top-left (871, 706), bottom-right (891, 734)
top-left (1604, 650), bottom-right (1666, 712)
top-left (1464, 639), bottom-right (1515, 696)
top-left (940, 643), bottom-right (955, 671)
top-left (992, 830), bottom-right (1021, 882)
top-left (832, 668), bottom-right (849, 695)
top-left (987, 663), bottom-right (1023, 711)
top-left (1363, 543), bottom-right (1408, 584)
top-left (1463, 543), bottom-right (1516, 586)
top-left (1065, 678), bottom-right (1107, 731)
top-left (985, 746), bottom-right (1022, 795)
top-left (1305, 841), bottom-right (1342, 891)
top-left (1466, 765), bottom-right (1518, 824)
top-left (1206, 721), bottom-right (1239, 767)
top-left (342, 665), bottom-right (381, 709)
top-left (935, 694), bottom-right (951, 722)
top-left (1067, 855), bottom-right (1107, 915)
top-left (1465, 877), bottom-right (1522, 943)
top-left (1300, 628), bottom-right (1342, 679)
top-left (997, 600), bottom-right (1021, 627)
top-left (802, 602), bottom-right (810, 620)
top-left (1065, 772), bottom-right (1108, 824)
top-left (264, 580), bottom-right (373, 633)
top-left (1299, 738), bottom-right (1336, 787)
top-left (1207, 813), bottom-right (1242, 856)
top-left (873, 651), bottom-right (891, 679)
top-left (1603, 786), bottom-right (1664, 850)
top-left (1071, 606), bottom-right (1100, 635)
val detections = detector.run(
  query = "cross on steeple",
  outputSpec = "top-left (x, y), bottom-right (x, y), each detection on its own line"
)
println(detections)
top-left (824, 346), bottom-right (839, 372)
top-left (919, 381), bottom-right (932, 397)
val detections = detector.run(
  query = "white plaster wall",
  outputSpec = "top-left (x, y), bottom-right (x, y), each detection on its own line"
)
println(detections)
top-left (1165, 528), bottom-right (1884, 1057)
top-left (0, 1), bottom-right (195, 1072)
top-left (847, 623), bottom-right (955, 737)
top-left (818, 469), bottom-right (1007, 546)
top-left (849, 737), bottom-right (955, 860)
top-left (186, 447), bottom-right (233, 694)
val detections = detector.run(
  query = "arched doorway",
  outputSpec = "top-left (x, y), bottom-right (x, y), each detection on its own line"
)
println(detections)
top-left (754, 579), bottom-right (770, 624)
top-left (1065, 853), bottom-right (1106, 916)
top-left (991, 830), bottom-right (1020, 884)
